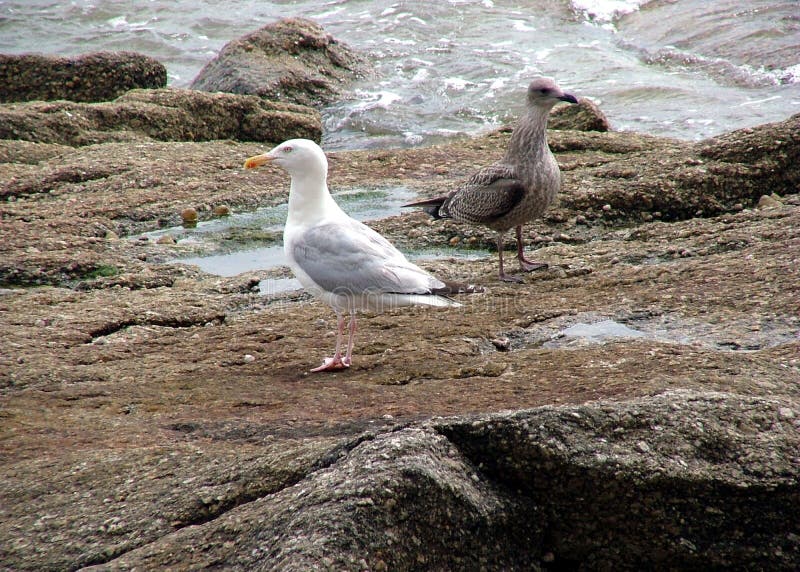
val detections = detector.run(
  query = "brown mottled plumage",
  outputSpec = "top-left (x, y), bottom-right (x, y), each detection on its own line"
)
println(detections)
top-left (405, 77), bottom-right (578, 282)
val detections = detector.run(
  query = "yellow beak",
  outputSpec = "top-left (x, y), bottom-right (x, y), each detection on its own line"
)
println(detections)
top-left (244, 154), bottom-right (273, 169)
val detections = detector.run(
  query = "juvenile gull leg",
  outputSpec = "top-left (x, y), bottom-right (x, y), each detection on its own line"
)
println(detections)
top-left (497, 233), bottom-right (524, 283)
top-left (311, 312), bottom-right (350, 372)
top-left (516, 225), bottom-right (548, 272)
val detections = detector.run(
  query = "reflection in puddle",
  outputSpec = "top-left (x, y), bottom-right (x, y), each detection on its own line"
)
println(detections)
top-left (178, 246), bottom-right (286, 277)
top-left (548, 320), bottom-right (646, 346)
top-left (510, 312), bottom-right (798, 353)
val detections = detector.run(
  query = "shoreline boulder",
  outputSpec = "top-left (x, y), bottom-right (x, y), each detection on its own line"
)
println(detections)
top-left (190, 18), bottom-right (369, 107)
top-left (0, 52), bottom-right (166, 103)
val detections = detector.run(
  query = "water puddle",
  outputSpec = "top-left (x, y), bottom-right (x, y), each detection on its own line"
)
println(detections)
top-left (140, 185), bottom-right (486, 295)
top-left (547, 319), bottom-right (646, 347)
top-left (500, 311), bottom-right (798, 353)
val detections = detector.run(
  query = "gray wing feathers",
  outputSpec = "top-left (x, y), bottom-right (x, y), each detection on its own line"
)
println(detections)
top-left (293, 220), bottom-right (444, 295)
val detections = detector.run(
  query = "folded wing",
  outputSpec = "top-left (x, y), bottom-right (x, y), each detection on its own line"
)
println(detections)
top-left (292, 219), bottom-right (446, 295)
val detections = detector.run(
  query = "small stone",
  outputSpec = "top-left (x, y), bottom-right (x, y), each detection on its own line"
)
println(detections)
top-left (575, 214), bottom-right (587, 225)
top-left (212, 205), bottom-right (231, 217)
top-left (243, 354), bottom-right (256, 363)
top-left (778, 407), bottom-right (795, 420)
top-left (448, 236), bottom-right (461, 246)
top-left (156, 234), bottom-right (176, 245)
top-left (636, 441), bottom-right (651, 453)
top-left (602, 204), bottom-right (612, 212)
top-left (105, 230), bottom-right (119, 241)
top-left (757, 194), bottom-right (781, 209)
top-left (491, 337), bottom-right (511, 351)
top-left (181, 207), bottom-right (198, 222)
top-left (407, 229), bottom-right (422, 239)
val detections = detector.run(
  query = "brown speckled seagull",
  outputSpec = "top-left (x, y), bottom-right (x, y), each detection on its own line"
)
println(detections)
top-left (404, 77), bottom-right (578, 282)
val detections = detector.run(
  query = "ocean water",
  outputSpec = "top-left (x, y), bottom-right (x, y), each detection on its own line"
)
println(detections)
top-left (1, 0), bottom-right (798, 150)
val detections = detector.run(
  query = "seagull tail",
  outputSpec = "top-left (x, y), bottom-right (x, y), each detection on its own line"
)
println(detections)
top-left (402, 196), bottom-right (448, 220)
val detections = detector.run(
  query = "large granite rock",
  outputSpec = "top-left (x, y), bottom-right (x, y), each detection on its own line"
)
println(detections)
top-left (1, 393), bottom-right (797, 570)
top-left (0, 88), bottom-right (320, 146)
top-left (190, 18), bottom-right (369, 107)
top-left (549, 96), bottom-right (610, 132)
top-left (0, 52), bottom-right (166, 103)
top-left (73, 392), bottom-right (797, 571)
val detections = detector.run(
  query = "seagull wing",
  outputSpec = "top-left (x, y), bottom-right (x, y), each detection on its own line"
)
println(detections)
top-left (441, 163), bottom-right (525, 223)
top-left (291, 218), bottom-right (445, 295)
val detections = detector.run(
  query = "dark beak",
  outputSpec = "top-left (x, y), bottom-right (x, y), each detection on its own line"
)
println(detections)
top-left (559, 93), bottom-right (579, 104)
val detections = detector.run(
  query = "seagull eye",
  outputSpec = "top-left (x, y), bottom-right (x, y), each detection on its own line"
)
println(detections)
top-left (283, 146), bottom-right (293, 153)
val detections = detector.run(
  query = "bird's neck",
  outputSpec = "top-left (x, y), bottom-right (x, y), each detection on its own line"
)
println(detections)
top-left (286, 169), bottom-right (343, 226)
top-left (503, 105), bottom-right (553, 172)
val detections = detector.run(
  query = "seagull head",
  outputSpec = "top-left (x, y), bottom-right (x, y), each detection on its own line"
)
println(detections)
top-left (244, 138), bottom-right (328, 178)
top-left (526, 77), bottom-right (578, 108)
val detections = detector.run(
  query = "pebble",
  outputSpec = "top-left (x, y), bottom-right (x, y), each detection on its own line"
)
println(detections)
top-left (212, 205), bottom-right (230, 217)
top-left (491, 337), bottom-right (511, 351)
top-left (757, 194), bottom-right (781, 209)
top-left (181, 207), bottom-right (198, 222)
top-left (156, 235), bottom-right (176, 245)
top-left (448, 236), bottom-right (461, 246)
top-left (602, 204), bottom-right (612, 212)
top-left (575, 214), bottom-right (587, 225)
top-left (407, 229), bottom-right (422, 239)
top-left (243, 354), bottom-right (256, 363)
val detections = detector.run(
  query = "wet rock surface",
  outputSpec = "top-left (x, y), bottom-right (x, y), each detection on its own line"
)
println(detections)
top-left (1, 83), bottom-right (799, 569)
top-left (0, 88), bottom-right (320, 146)
top-left (190, 17), bottom-right (370, 107)
top-left (0, 52), bottom-right (167, 103)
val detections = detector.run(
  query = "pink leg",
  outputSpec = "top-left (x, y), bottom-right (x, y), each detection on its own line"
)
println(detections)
top-left (516, 226), bottom-right (548, 272)
top-left (497, 233), bottom-right (523, 283)
top-left (343, 313), bottom-right (357, 367)
top-left (310, 312), bottom-right (351, 372)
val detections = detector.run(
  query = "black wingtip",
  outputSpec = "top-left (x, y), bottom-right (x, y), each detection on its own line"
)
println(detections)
top-left (402, 197), bottom-right (448, 219)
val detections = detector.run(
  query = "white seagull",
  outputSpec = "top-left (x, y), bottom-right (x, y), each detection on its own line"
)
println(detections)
top-left (244, 139), bottom-right (482, 372)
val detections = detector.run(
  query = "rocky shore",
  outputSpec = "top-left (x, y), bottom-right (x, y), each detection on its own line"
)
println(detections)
top-left (1, 18), bottom-right (798, 571)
